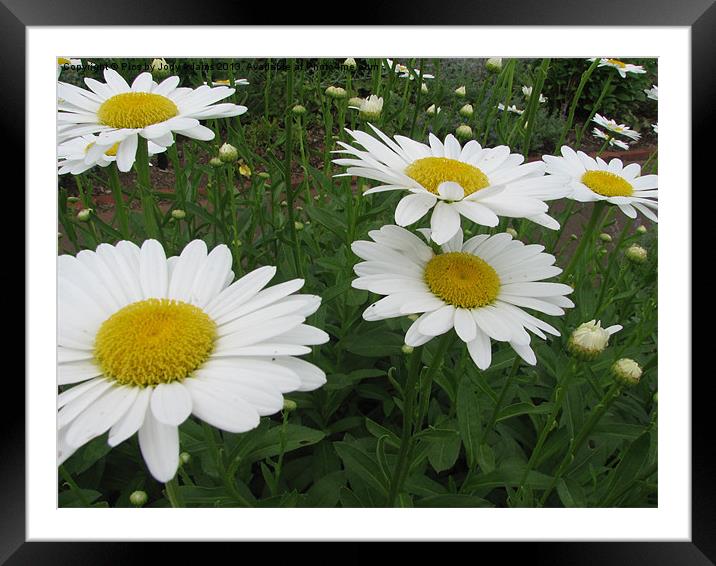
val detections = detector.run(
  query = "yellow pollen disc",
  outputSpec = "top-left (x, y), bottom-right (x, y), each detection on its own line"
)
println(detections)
top-left (581, 170), bottom-right (634, 198)
top-left (607, 59), bottom-right (627, 68)
top-left (94, 298), bottom-right (216, 387)
top-left (214, 79), bottom-right (230, 85)
top-left (57, 57), bottom-right (72, 65)
top-left (424, 252), bottom-right (500, 309)
top-left (97, 92), bottom-right (179, 129)
top-left (405, 157), bottom-right (490, 197)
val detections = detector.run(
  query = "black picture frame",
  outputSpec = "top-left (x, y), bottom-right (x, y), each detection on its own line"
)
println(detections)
top-left (11, 0), bottom-right (705, 562)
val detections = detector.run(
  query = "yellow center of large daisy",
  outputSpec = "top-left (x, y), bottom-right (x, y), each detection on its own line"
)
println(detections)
top-left (97, 92), bottom-right (178, 129)
top-left (581, 170), bottom-right (634, 197)
top-left (606, 59), bottom-right (627, 68)
top-left (84, 142), bottom-right (120, 156)
top-left (94, 298), bottom-right (216, 387)
top-left (405, 157), bottom-right (490, 197)
top-left (424, 252), bottom-right (500, 309)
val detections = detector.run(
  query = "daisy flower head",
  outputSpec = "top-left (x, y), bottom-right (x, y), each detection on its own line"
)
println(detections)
top-left (349, 95), bottom-right (383, 121)
top-left (543, 146), bottom-right (658, 222)
top-left (204, 78), bottom-right (250, 87)
top-left (590, 58), bottom-right (646, 79)
top-left (351, 226), bottom-right (574, 369)
top-left (592, 114), bottom-right (641, 141)
top-left (521, 86), bottom-right (547, 103)
top-left (384, 59), bottom-right (434, 80)
top-left (58, 134), bottom-right (167, 175)
top-left (58, 239), bottom-right (328, 482)
top-left (592, 128), bottom-right (630, 151)
top-left (57, 68), bottom-right (247, 172)
top-left (497, 103), bottom-right (524, 115)
top-left (644, 85), bottom-right (658, 101)
top-left (333, 125), bottom-right (571, 245)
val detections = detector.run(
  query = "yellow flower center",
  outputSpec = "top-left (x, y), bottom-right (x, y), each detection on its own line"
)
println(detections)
top-left (405, 157), bottom-right (490, 197)
top-left (57, 57), bottom-right (72, 65)
top-left (97, 92), bottom-right (179, 129)
top-left (214, 79), bottom-right (231, 85)
top-left (94, 298), bottom-right (216, 387)
top-left (581, 170), bottom-right (634, 198)
top-left (424, 252), bottom-right (500, 309)
top-left (607, 59), bottom-right (627, 68)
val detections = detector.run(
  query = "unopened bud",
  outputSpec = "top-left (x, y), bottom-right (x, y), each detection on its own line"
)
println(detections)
top-left (459, 104), bottom-right (474, 118)
top-left (179, 452), bottom-right (191, 465)
top-left (612, 358), bottom-right (642, 386)
top-left (129, 490), bottom-right (148, 507)
top-left (292, 104), bottom-right (307, 116)
top-left (454, 85), bottom-right (466, 98)
top-left (325, 85), bottom-right (347, 99)
top-left (486, 57), bottom-right (502, 73)
top-left (209, 157), bottom-right (223, 168)
top-left (171, 209), bottom-right (186, 220)
top-left (218, 143), bottom-right (239, 163)
top-left (401, 344), bottom-right (414, 354)
top-left (455, 124), bottom-right (473, 140)
top-left (625, 244), bottom-right (648, 264)
top-left (77, 208), bottom-right (93, 222)
top-left (283, 399), bottom-right (298, 412)
top-left (506, 227), bottom-right (518, 238)
top-left (599, 233), bottom-right (612, 243)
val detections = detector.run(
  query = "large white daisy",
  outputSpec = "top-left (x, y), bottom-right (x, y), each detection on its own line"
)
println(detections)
top-left (543, 146), bottom-right (658, 222)
top-left (590, 58), bottom-right (647, 79)
top-left (58, 239), bottom-right (328, 482)
top-left (57, 133), bottom-right (166, 175)
top-left (333, 125), bottom-right (571, 245)
top-left (57, 68), bottom-right (247, 172)
top-left (351, 225), bottom-right (573, 369)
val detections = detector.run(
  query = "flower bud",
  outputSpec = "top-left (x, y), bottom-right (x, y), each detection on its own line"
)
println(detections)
top-left (459, 104), bottom-right (474, 118)
top-left (258, 172), bottom-right (270, 179)
top-left (283, 399), bottom-right (298, 412)
top-left (570, 234), bottom-right (578, 241)
top-left (294, 221), bottom-right (304, 231)
top-left (599, 233), bottom-right (612, 243)
top-left (455, 124), bottom-right (473, 140)
top-left (486, 57), bottom-right (502, 73)
top-left (151, 58), bottom-right (170, 79)
top-left (347, 97), bottom-right (364, 109)
top-left (454, 85), bottom-right (466, 98)
top-left (506, 227), bottom-right (518, 238)
top-left (77, 208), bottom-right (93, 222)
top-left (66, 196), bottom-right (80, 204)
top-left (421, 82), bottom-right (429, 94)
top-left (209, 157), bottom-right (223, 168)
top-left (356, 95), bottom-right (383, 120)
top-left (218, 143), bottom-right (239, 163)
top-left (171, 209), bottom-right (186, 220)
top-left (625, 244), bottom-right (648, 264)
top-left (292, 104), bottom-right (307, 116)
top-left (612, 358), bottom-right (642, 386)
top-left (636, 225), bottom-right (647, 235)
top-left (401, 344), bottom-right (414, 354)
top-left (325, 85), bottom-right (347, 99)
top-left (343, 58), bottom-right (357, 70)
top-left (426, 104), bottom-right (441, 115)
top-left (179, 452), bottom-right (191, 465)
top-left (567, 320), bottom-right (622, 360)
top-left (129, 490), bottom-right (148, 507)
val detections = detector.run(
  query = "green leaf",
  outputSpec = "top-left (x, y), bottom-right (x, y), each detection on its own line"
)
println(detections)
top-left (341, 328), bottom-right (403, 357)
top-left (600, 430), bottom-right (652, 506)
top-left (334, 441), bottom-right (388, 497)
top-left (415, 494), bottom-right (493, 508)
top-left (497, 402), bottom-right (554, 422)
top-left (58, 488), bottom-right (102, 507)
top-left (306, 471), bottom-right (346, 507)
top-left (247, 425), bottom-right (325, 462)
top-left (426, 423), bottom-right (461, 473)
top-left (457, 377), bottom-right (482, 468)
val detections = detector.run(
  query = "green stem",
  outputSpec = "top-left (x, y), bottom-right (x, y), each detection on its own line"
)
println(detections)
top-left (107, 165), bottom-right (129, 238)
top-left (284, 59), bottom-right (302, 278)
top-left (134, 137), bottom-right (161, 241)
top-left (576, 75), bottom-right (613, 148)
top-left (59, 465), bottom-right (91, 507)
top-left (556, 58), bottom-right (599, 150)
top-left (594, 218), bottom-right (633, 316)
top-left (164, 476), bottom-right (184, 507)
top-left (480, 357), bottom-right (521, 444)
top-left (560, 201), bottom-right (606, 282)
top-left (539, 382), bottom-right (622, 506)
top-left (521, 58), bottom-right (550, 157)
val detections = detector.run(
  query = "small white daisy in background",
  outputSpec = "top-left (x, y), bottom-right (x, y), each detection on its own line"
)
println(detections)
top-left (426, 104), bottom-right (441, 115)
top-left (590, 58), bottom-right (647, 79)
top-left (652, 123), bottom-right (658, 134)
top-left (543, 146), bottom-right (658, 221)
top-left (592, 128), bottom-right (631, 150)
top-left (58, 239), bottom-right (328, 482)
top-left (644, 85), bottom-right (658, 101)
top-left (567, 320), bottom-right (622, 360)
top-left (592, 113), bottom-right (641, 141)
top-left (203, 78), bottom-right (250, 87)
top-left (334, 125), bottom-right (571, 244)
top-left (384, 58), bottom-right (434, 80)
top-left (521, 86), bottom-right (547, 103)
top-left (349, 95), bottom-right (383, 121)
top-left (57, 68), bottom-right (247, 172)
top-left (497, 103), bottom-right (524, 115)
top-left (57, 134), bottom-right (167, 175)
top-left (351, 226), bottom-right (574, 369)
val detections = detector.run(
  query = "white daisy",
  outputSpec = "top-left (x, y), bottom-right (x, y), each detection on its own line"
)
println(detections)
top-left (592, 113), bottom-right (641, 141)
top-left (333, 125), bottom-right (571, 245)
top-left (57, 68), bottom-right (247, 172)
top-left (543, 146), bottom-right (658, 222)
top-left (58, 239), bottom-right (328, 482)
top-left (349, 95), bottom-right (384, 121)
top-left (592, 128), bottom-right (630, 150)
top-left (204, 79), bottom-right (250, 87)
top-left (590, 58), bottom-right (646, 79)
top-left (644, 85), bottom-right (658, 101)
top-left (351, 225), bottom-right (574, 369)
top-left (384, 59), bottom-right (434, 80)
top-left (521, 86), bottom-right (547, 103)
top-left (57, 134), bottom-right (166, 175)
top-left (497, 103), bottom-right (524, 115)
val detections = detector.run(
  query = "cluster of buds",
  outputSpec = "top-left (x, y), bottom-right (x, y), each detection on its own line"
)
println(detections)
top-left (325, 85), bottom-right (347, 99)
